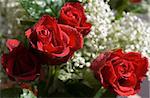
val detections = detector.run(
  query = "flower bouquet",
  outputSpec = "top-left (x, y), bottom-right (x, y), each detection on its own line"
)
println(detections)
top-left (0, 0), bottom-right (150, 98)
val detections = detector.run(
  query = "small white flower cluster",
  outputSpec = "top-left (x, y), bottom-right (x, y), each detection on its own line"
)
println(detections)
top-left (58, 0), bottom-right (115, 81)
top-left (109, 13), bottom-right (150, 54)
top-left (58, 0), bottom-right (150, 81)
top-left (20, 89), bottom-right (36, 98)
top-left (140, 23), bottom-right (150, 56)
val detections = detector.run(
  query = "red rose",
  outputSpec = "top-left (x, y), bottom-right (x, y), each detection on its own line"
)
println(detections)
top-left (129, 0), bottom-right (142, 3)
top-left (59, 2), bottom-right (91, 36)
top-left (91, 49), bottom-right (148, 96)
top-left (26, 15), bottom-right (83, 65)
top-left (1, 39), bottom-right (40, 81)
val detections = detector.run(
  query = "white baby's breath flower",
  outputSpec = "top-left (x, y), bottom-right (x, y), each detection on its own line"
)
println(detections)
top-left (58, 0), bottom-right (150, 81)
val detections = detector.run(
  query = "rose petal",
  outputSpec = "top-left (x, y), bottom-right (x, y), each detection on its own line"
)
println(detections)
top-left (37, 42), bottom-right (44, 51)
top-left (124, 52), bottom-right (142, 61)
top-left (100, 61), bottom-right (117, 87)
top-left (48, 51), bottom-right (74, 65)
top-left (65, 2), bottom-right (84, 13)
top-left (25, 29), bottom-right (37, 48)
top-left (59, 24), bottom-right (83, 50)
top-left (76, 22), bottom-right (92, 36)
top-left (133, 57), bottom-right (148, 81)
top-left (114, 83), bottom-right (135, 96)
top-left (6, 39), bottom-right (20, 52)
top-left (51, 47), bottom-right (70, 57)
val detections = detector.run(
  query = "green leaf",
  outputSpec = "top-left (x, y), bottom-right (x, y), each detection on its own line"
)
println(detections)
top-left (19, 0), bottom-right (46, 19)
top-left (93, 87), bottom-right (106, 98)
top-left (109, 0), bottom-right (129, 19)
top-left (20, 20), bottom-right (36, 26)
top-left (15, 35), bottom-right (24, 41)
top-left (101, 89), bottom-right (116, 98)
top-left (82, 68), bottom-right (100, 89)
top-left (23, 38), bottom-right (29, 48)
top-left (0, 87), bottom-right (23, 98)
top-left (37, 81), bottom-right (47, 97)
top-left (65, 81), bottom-right (94, 97)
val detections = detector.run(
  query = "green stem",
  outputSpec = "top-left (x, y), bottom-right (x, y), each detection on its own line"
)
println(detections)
top-left (18, 0), bottom-right (30, 16)
top-left (94, 87), bottom-right (107, 98)
top-left (44, 66), bottom-right (57, 96)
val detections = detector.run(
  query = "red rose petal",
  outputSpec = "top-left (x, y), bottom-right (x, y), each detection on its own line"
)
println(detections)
top-left (59, 24), bottom-right (83, 50)
top-left (6, 39), bottom-right (20, 52)
top-left (133, 57), bottom-right (148, 81)
top-left (101, 61), bottom-right (117, 86)
top-left (51, 47), bottom-right (70, 57)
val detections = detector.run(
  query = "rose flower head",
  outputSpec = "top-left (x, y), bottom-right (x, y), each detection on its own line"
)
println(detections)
top-left (91, 49), bottom-right (148, 96)
top-left (1, 39), bottom-right (40, 81)
top-left (26, 15), bottom-right (83, 65)
top-left (59, 2), bottom-right (91, 36)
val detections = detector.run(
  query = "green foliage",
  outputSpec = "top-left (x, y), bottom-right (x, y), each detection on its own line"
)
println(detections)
top-left (20, 20), bottom-right (36, 26)
top-left (108, 0), bottom-right (148, 19)
top-left (0, 87), bottom-right (23, 98)
top-left (36, 66), bottom-right (106, 97)
top-left (65, 81), bottom-right (94, 97)
top-left (19, 0), bottom-right (47, 19)
top-left (127, 3), bottom-right (147, 13)
top-left (111, 0), bottom-right (128, 19)
top-left (101, 89), bottom-right (117, 98)
top-left (94, 87), bottom-right (106, 98)
top-left (18, 0), bottom-right (79, 19)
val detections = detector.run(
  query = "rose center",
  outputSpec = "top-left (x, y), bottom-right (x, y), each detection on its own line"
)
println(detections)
top-left (66, 11), bottom-right (77, 19)
top-left (38, 29), bottom-right (51, 44)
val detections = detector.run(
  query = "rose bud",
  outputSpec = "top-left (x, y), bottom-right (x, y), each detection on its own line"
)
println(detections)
top-left (1, 39), bottom-right (40, 81)
top-left (59, 2), bottom-right (91, 36)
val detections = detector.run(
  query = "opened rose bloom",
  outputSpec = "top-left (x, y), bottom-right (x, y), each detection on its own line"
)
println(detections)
top-left (59, 2), bottom-right (91, 36)
top-left (91, 49), bottom-right (148, 96)
top-left (26, 15), bottom-right (83, 65)
top-left (1, 39), bottom-right (40, 81)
